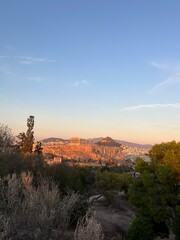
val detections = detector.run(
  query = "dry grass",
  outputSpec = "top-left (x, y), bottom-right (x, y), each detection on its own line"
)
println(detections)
top-left (0, 172), bottom-right (104, 240)
top-left (74, 210), bottom-right (104, 240)
top-left (0, 172), bottom-right (80, 239)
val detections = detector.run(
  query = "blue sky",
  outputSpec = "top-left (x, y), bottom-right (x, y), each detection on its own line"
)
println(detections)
top-left (0, 0), bottom-right (180, 144)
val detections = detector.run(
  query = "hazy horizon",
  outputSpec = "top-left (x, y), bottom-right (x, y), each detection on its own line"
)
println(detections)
top-left (1, 1), bottom-right (180, 145)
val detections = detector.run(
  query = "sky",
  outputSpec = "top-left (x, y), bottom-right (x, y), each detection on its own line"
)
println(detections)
top-left (0, 0), bottom-right (180, 144)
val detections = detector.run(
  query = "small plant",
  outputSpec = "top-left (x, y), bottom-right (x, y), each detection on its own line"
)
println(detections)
top-left (74, 210), bottom-right (104, 240)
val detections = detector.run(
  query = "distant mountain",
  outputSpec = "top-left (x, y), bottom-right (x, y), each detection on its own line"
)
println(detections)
top-left (95, 137), bottom-right (121, 147)
top-left (115, 140), bottom-right (152, 149)
top-left (40, 137), bottom-right (151, 149)
top-left (41, 138), bottom-right (68, 143)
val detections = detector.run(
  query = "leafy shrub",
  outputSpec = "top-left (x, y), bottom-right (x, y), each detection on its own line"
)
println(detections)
top-left (127, 216), bottom-right (154, 240)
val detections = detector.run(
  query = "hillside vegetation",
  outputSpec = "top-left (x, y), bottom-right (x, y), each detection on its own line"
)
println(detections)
top-left (0, 118), bottom-right (180, 240)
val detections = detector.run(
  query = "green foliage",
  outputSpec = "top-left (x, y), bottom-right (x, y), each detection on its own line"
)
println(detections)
top-left (96, 170), bottom-right (132, 205)
top-left (46, 164), bottom-right (87, 194)
top-left (134, 157), bottom-right (150, 173)
top-left (149, 141), bottom-right (180, 180)
top-left (0, 150), bottom-right (46, 177)
top-left (174, 205), bottom-right (180, 240)
top-left (128, 145), bottom-right (180, 239)
top-left (127, 216), bottom-right (154, 240)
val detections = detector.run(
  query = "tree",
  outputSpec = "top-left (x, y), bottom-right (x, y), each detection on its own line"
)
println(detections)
top-left (0, 124), bottom-right (14, 152)
top-left (174, 206), bottom-right (180, 240)
top-left (149, 141), bottom-right (180, 180)
top-left (128, 155), bottom-right (180, 239)
top-left (34, 141), bottom-right (43, 155)
top-left (149, 141), bottom-right (180, 165)
top-left (96, 171), bottom-right (131, 205)
top-left (127, 216), bottom-right (154, 240)
top-left (17, 116), bottom-right (35, 154)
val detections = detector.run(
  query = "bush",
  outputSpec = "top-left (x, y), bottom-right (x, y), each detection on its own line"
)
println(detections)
top-left (0, 151), bottom-right (46, 177)
top-left (74, 211), bottom-right (104, 240)
top-left (0, 172), bottom-right (80, 239)
top-left (96, 171), bottom-right (132, 205)
top-left (127, 216), bottom-right (154, 240)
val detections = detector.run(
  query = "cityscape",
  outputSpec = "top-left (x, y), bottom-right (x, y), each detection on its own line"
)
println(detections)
top-left (41, 136), bottom-right (150, 166)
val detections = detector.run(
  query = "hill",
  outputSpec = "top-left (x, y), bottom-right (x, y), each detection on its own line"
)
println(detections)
top-left (41, 137), bottom-right (67, 143)
top-left (95, 136), bottom-right (121, 147)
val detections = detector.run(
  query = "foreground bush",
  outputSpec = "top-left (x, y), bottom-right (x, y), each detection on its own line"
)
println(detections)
top-left (0, 172), bottom-right (80, 239)
top-left (0, 172), bottom-right (104, 240)
top-left (74, 211), bottom-right (104, 240)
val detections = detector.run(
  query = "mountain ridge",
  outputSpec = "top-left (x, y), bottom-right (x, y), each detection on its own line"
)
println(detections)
top-left (41, 137), bottom-right (152, 149)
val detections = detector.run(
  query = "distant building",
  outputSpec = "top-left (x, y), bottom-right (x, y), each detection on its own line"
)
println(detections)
top-left (70, 137), bottom-right (81, 145)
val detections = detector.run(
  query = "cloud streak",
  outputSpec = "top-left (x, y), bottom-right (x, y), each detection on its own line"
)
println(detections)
top-left (150, 61), bottom-right (169, 70)
top-left (18, 56), bottom-right (55, 64)
top-left (122, 103), bottom-right (180, 111)
top-left (150, 60), bottom-right (180, 93)
top-left (70, 80), bottom-right (89, 88)
top-left (150, 73), bottom-right (180, 93)
top-left (0, 55), bottom-right (55, 64)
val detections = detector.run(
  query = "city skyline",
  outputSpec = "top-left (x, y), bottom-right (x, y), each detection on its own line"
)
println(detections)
top-left (1, 0), bottom-right (180, 144)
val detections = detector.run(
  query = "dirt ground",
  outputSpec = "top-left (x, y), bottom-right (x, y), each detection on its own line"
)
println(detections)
top-left (92, 195), bottom-right (136, 240)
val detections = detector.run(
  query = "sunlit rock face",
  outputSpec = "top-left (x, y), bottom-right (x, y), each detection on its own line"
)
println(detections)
top-left (42, 137), bottom-right (124, 163)
top-left (42, 137), bottom-right (150, 165)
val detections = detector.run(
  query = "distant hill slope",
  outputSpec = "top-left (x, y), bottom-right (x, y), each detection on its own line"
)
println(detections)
top-left (95, 137), bottom-right (121, 147)
top-left (91, 137), bottom-right (151, 149)
top-left (41, 137), bottom-right (67, 143)
top-left (115, 140), bottom-right (152, 149)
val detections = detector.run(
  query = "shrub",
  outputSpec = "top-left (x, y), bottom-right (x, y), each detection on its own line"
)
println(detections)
top-left (0, 172), bottom-right (80, 239)
top-left (127, 216), bottom-right (154, 240)
top-left (74, 211), bottom-right (104, 240)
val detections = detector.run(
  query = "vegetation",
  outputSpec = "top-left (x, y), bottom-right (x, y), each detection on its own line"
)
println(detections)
top-left (17, 115), bottom-right (35, 154)
top-left (1, 117), bottom-right (180, 239)
top-left (74, 211), bottom-right (104, 240)
top-left (128, 141), bottom-right (180, 240)
top-left (0, 124), bottom-right (14, 152)
top-left (96, 170), bottom-right (132, 205)
top-left (0, 172), bottom-right (95, 239)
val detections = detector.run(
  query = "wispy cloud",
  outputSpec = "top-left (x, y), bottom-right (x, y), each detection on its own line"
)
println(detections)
top-left (150, 60), bottom-right (180, 93)
top-left (24, 76), bottom-right (42, 82)
top-left (150, 61), bottom-right (169, 70)
top-left (0, 55), bottom-right (55, 64)
top-left (0, 68), bottom-right (42, 83)
top-left (70, 80), bottom-right (89, 88)
top-left (149, 73), bottom-right (180, 93)
top-left (18, 56), bottom-right (55, 64)
top-left (122, 103), bottom-right (180, 111)
top-left (0, 55), bottom-right (9, 59)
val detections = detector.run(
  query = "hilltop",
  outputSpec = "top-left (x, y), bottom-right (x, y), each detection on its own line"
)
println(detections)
top-left (95, 136), bottom-right (121, 147)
